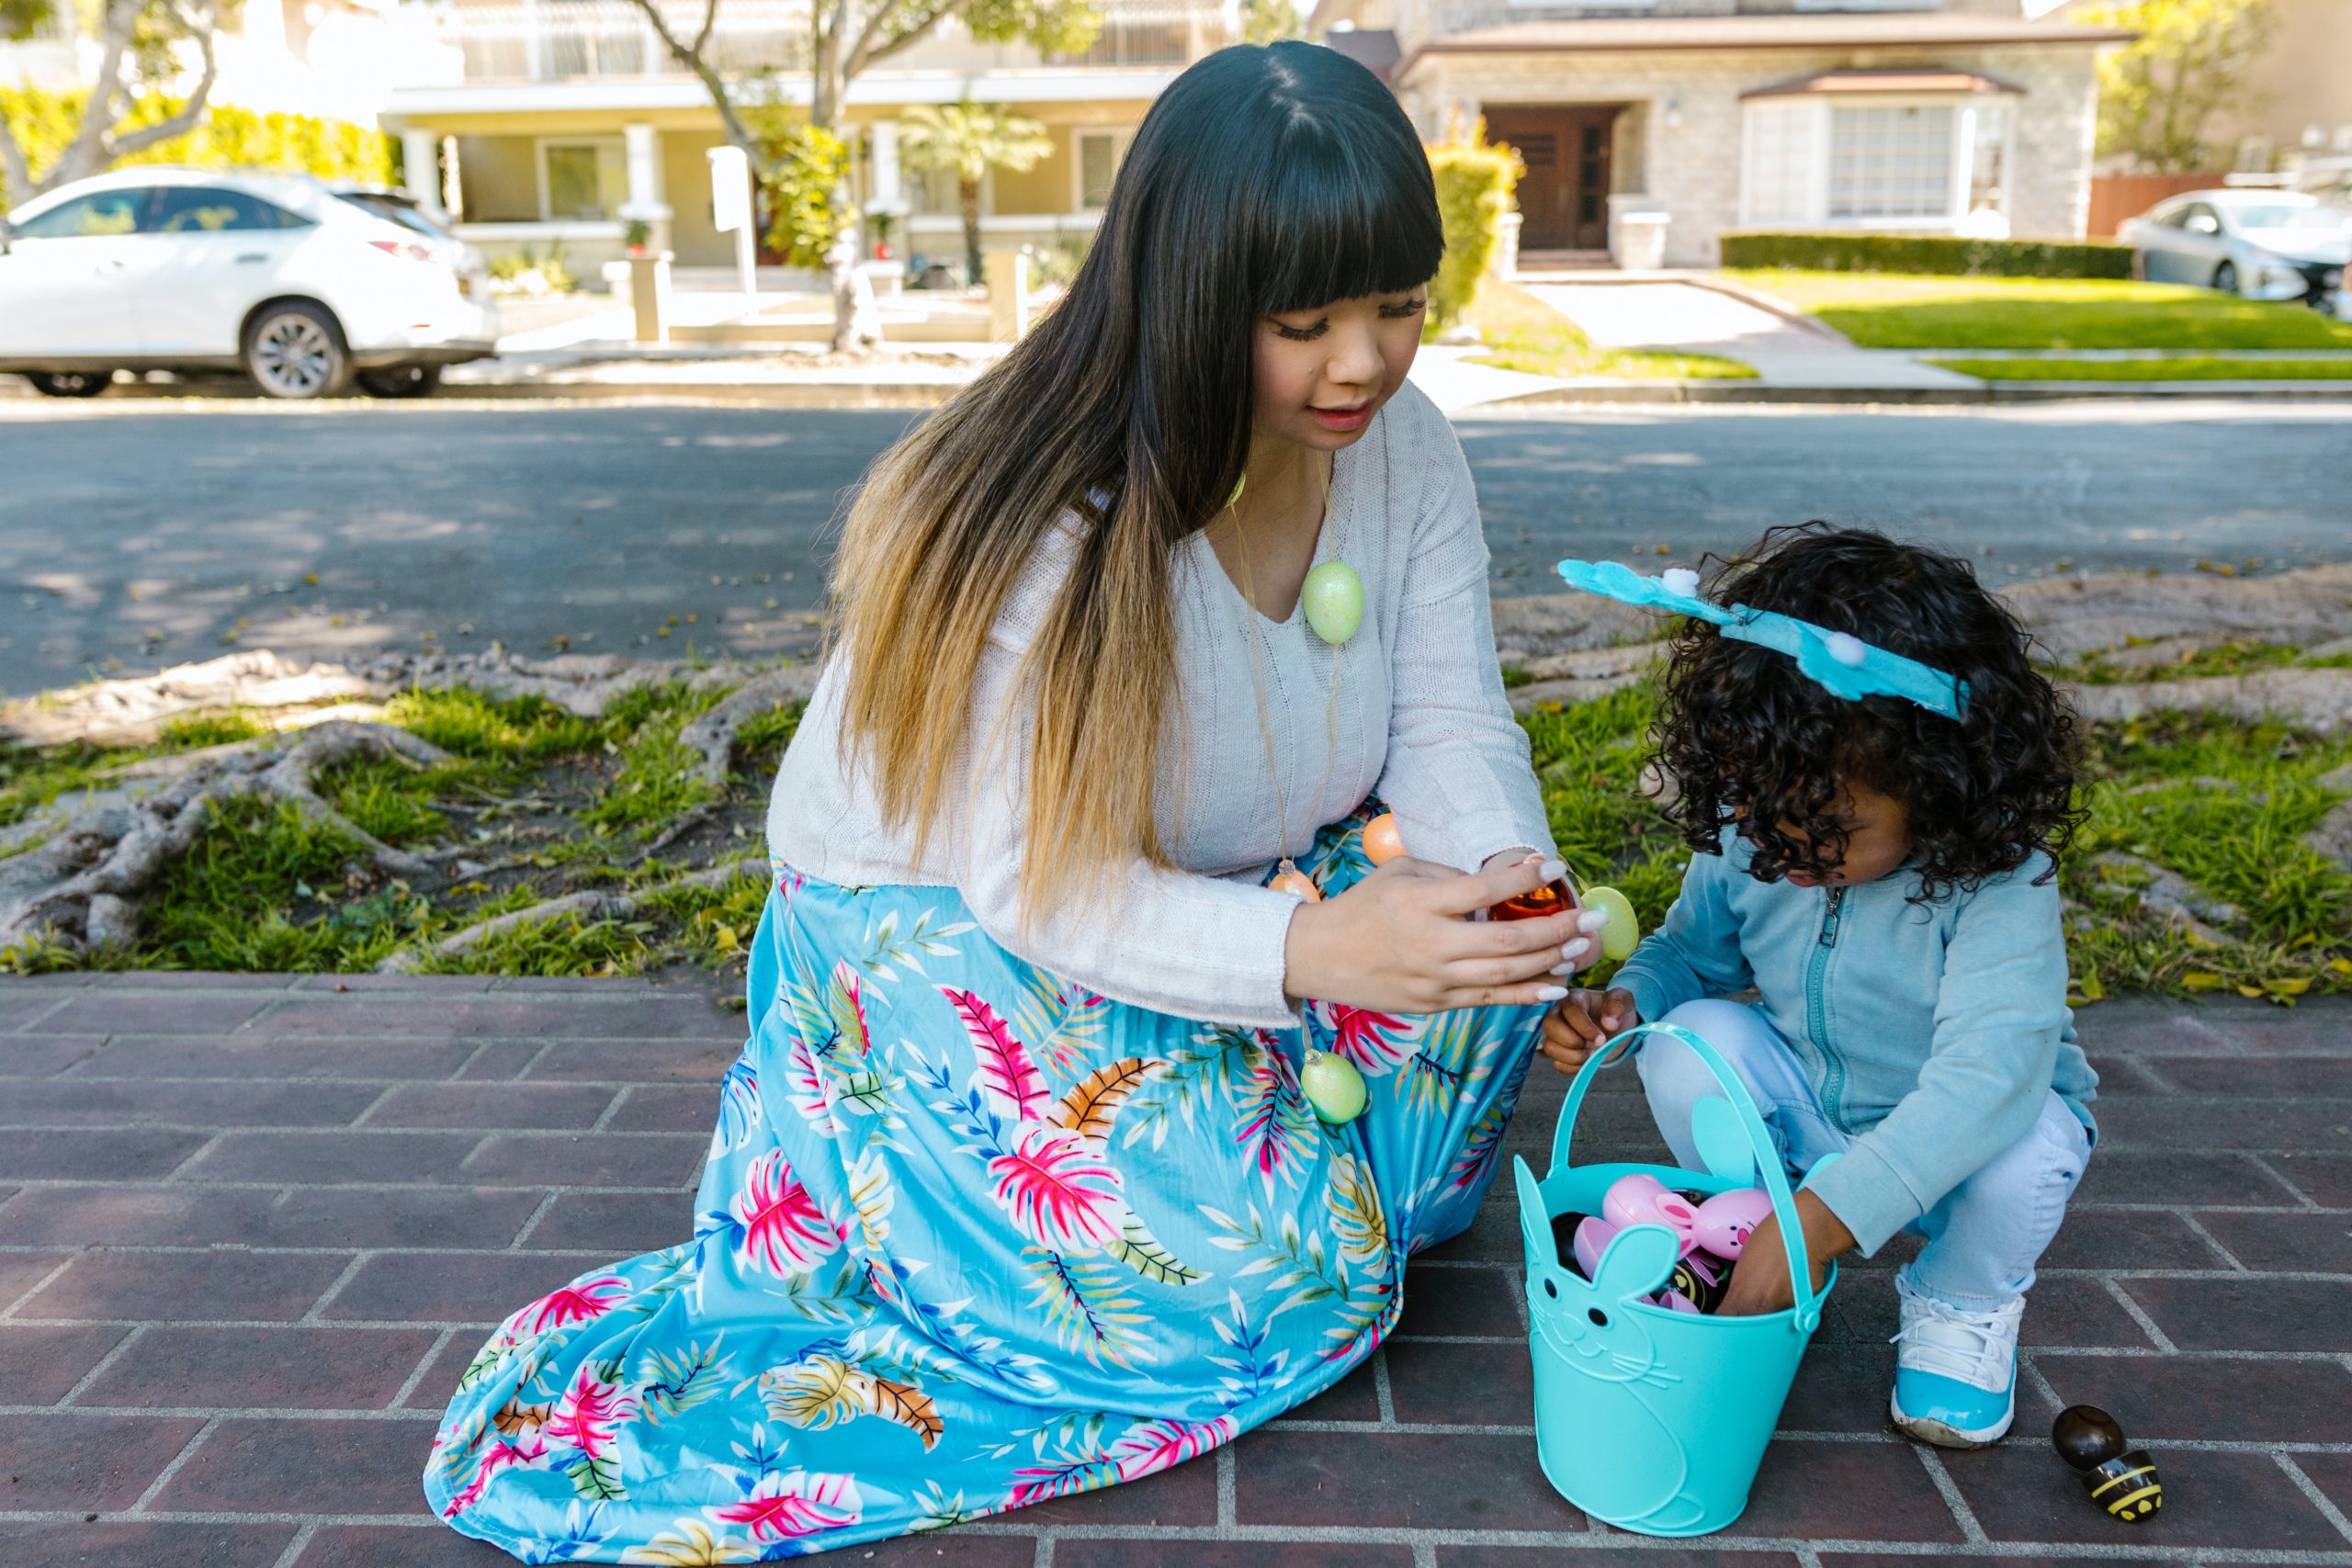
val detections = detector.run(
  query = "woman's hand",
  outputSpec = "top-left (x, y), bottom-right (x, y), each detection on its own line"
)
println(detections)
top-left (1537, 988), bottom-right (1640, 1076)
top-left (1283, 854), bottom-right (1598, 1014)
top-left (1715, 1190), bottom-right (1853, 1317)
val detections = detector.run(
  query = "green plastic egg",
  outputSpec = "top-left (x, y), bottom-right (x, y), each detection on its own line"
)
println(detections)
top-left (1301, 561), bottom-right (1364, 645)
top-left (1584, 885), bottom-right (1640, 962)
top-left (1300, 1048), bottom-right (1367, 1124)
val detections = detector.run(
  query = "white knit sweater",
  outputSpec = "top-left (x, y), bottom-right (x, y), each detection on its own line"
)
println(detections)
top-left (764, 379), bottom-right (1554, 1030)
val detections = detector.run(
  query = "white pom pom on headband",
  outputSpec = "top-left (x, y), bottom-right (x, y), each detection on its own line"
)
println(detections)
top-left (1556, 558), bottom-right (1970, 722)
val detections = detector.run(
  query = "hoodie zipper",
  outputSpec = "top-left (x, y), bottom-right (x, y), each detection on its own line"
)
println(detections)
top-left (1806, 886), bottom-right (1849, 1133)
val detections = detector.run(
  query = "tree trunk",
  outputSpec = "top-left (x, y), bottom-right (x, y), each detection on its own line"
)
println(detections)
top-left (959, 178), bottom-right (982, 289)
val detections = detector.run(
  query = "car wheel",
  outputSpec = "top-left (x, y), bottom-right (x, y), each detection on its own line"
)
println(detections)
top-left (356, 364), bottom-right (443, 399)
top-left (243, 301), bottom-right (352, 399)
top-left (2212, 261), bottom-right (2239, 295)
top-left (24, 370), bottom-right (112, 398)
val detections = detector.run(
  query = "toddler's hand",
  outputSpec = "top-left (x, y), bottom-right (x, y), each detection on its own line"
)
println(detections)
top-left (1537, 987), bottom-right (1639, 1076)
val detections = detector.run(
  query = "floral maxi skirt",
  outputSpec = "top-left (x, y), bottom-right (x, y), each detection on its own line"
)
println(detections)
top-left (425, 808), bottom-right (1549, 1562)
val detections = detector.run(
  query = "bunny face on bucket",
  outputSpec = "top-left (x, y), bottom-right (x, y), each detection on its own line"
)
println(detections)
top-left (1531, 1220), bottom-right (1685, 1389)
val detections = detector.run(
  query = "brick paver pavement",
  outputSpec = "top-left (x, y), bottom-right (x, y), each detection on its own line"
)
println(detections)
top-left (2, 972), bottom-right (2347, 1567)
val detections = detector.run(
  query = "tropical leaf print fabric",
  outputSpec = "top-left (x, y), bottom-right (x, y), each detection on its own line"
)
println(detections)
top-left (425, 805), bottom-right (1548, 1562)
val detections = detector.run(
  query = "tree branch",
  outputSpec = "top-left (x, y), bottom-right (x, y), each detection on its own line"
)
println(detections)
top-left (622, 0), bottom-right (773, 173)
top-left (53, 0), bottom-right (137, 193)
top-left (851, 0), bottom-right (957, 73)
top-left (105, 1), bottom-right (222, 163)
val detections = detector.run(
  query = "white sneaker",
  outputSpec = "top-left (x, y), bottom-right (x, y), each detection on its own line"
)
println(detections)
top-left (1888, 1269), bottom-right (2024, 1448)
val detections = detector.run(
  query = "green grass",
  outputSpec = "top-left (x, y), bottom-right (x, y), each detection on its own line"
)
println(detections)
top-left (1726, 269), bottom-right (2352, 351)
top-left (2055, 639), bottom-right (2352, 685)
top-left (1451, 282), bottom-right (1758, 381)
top-left (1928, 355), bottom-right (2352, 382)
top-left (8, 663), bottom-right (2348, 1002)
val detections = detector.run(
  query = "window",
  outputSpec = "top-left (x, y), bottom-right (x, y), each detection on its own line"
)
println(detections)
top-left (1828, 104), bottom-right (1954, 220)
top-left (14, 189), bottom-right (147, 239)
top-left (149, 187), bottom-right (310, 233)
top-left (1740, 93), bottom-right (2017, 230)
top-left (542, 141), bottom-right (627, 220)
top-left (1076, 130), bottom-right (1132, 211)
top-left (1741, 100), bottom-right (1814, 226)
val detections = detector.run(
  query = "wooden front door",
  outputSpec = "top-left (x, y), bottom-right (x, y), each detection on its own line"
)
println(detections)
top-left (1484, 105), bottom-right (1614, 252)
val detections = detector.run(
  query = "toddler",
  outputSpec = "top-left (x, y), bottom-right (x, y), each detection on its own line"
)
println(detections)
top-left (1542, 524), bottom-right (2096, 1450)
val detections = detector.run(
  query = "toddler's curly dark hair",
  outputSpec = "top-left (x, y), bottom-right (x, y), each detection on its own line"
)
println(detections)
top-left (1653, 523), bottom-right (2084, 899)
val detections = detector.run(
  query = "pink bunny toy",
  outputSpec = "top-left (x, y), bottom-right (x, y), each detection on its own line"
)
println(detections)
top-left (1691, 1188), bottom-right (1773, 1260)
top-left (1601, 1173), bottom-right (1700, 1255)
top-left (1572, 1216), bottom-right (1619, 1280)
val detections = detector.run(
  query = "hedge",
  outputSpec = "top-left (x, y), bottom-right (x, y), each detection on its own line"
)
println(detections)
top-left (1426, 118), bottom-right (1522, 329)
top-left (0, 89), bottom-right (391, 207)
top-left (1720, 231), bottom-right (2134, 279)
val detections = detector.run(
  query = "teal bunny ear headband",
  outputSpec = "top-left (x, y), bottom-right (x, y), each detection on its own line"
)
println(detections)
top-left (1556, 558), bottom-right (1970, 722)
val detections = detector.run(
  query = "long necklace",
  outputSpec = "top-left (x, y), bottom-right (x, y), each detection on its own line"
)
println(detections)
top-left (1224, 452), bottom-right (1363, 903)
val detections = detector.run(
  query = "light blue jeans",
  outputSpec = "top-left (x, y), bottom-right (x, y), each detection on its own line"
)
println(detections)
top-left (1634, 998), bottom-right (2089, 1310)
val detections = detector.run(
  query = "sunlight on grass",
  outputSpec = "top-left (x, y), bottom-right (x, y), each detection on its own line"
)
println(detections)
top-left (1727, 269), bottom-right (2352, 351)
top-left (1928, 355), bottom-right (2352, 382)
top-left (1453, 282), bottom-right (1758, 380)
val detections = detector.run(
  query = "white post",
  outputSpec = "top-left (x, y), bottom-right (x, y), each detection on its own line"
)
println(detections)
top-left (619, 122), bottom-right (672, 245)
top-left (522, 0), bottom-right (544, 79)
top-left (707, 143), bottom-right (757, 304)
top-left (401, 129), bottom-right (445, 217)
top-left (870, 118), bottom-right (902, 210)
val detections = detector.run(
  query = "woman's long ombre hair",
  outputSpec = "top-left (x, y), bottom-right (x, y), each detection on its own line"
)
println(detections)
top-left (829, 41), bottom-right (1443, 925)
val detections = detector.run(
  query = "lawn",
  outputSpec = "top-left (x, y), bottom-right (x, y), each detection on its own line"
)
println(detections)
top-left (8, 665), bottom-right (2346, 1007)
top-left (1725, 269), bottom-right (2352, 351)
top-left (1928, 355), bottom-right (2352, 382)
top-left (1451, 281), bottom-right (1758, 380)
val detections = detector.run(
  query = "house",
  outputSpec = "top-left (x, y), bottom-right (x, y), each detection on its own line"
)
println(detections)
top-left (380, 0), bottom-right (1236, 271)
top-left (1311, 0), bottom-right (2134, 267)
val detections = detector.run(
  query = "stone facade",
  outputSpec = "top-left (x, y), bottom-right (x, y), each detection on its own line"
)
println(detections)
top-left (1400, 42), bottom-right (2103, 265)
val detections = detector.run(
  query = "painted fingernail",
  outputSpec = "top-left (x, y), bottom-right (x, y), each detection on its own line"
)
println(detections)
top-left (1577, 909), bottom-right (1609, 933)
top-left (1540, 859), bottom-right (1566, 883)
top-left (1535, 985), bottom-right (1568, 1002)
top-left (1561, 938), bottom-right (1590, 961)
top-left (1550, 962), bottom-right (1574, 976)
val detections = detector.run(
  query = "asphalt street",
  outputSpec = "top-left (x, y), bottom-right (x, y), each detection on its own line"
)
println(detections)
top-left (5, 398), bottom-right (2349, 697)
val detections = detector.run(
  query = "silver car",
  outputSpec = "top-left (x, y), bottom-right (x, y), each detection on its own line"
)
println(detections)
top-left (2118, 189), bottom-right (2350, 312)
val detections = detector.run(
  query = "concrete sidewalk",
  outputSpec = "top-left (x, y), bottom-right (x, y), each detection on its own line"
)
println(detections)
top-left (3, 973), bottom-right (2348, 1565)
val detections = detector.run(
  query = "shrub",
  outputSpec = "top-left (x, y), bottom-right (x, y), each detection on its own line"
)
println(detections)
top-left (1720, 231), bottom-right (2134, 279)
top-left (1425, 118), bottom-right (1522, 330)
top-left (752, 121), bottom-right (852, 270)
top-left (0, 89), bottom-right (390, 206)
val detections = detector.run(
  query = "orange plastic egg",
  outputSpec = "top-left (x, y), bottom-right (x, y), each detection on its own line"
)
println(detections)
top-left (1362, 813), bottom-right (1407, 866)
top-left (1272, 868), bottom-right (1322, 902)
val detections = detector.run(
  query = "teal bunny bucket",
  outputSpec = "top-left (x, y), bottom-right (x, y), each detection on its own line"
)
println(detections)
top-left (1514, 1021), bottom-right (1834, 1537)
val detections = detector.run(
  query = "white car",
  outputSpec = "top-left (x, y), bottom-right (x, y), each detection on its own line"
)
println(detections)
top-left (0, 166), bottom-right (499, 398)
top-left (2117, 188), bottom-right (2349, 311)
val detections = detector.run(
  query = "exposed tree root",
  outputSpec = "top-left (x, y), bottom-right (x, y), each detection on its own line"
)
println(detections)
top-left (0, 722), bottom-right (454, 957)
top-left (2087, 852), bottom-right (2240, 946)
top-left (376, 856), bottom-right (764, 973)
top-left (642, 668), bottom-right (821, 852)
top-left (2064, 668), bottom-right (2352, 734)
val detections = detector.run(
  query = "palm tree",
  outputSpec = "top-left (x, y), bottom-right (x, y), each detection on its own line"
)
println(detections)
top-left (899, 98), bottom-right (1055, 288)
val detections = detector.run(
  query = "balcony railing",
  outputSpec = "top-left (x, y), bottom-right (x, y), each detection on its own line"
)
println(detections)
top-left (433, 0), bottom-right (1226, 82)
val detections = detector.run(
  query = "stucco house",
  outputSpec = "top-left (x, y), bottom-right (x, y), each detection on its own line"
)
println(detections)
top-left (381, 0), bottom-right (1234, 270)
top-left (1310, 0), bottom-right (2132, 267)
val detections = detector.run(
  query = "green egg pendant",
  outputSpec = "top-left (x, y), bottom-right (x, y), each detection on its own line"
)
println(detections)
top-left (1300, 1048), bottom-right (1368, 1125)
top-left (1301, 561), bottom-right (1364, 645)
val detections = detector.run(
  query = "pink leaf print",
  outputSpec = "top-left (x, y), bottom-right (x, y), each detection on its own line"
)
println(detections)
top-left (986, 1124), bottom-right (1126, 1253)
top-left (1325, 1004), bottom-right (1415, 1075)
top-left (943, 986), bottom-right (1049, 1124)
top-left (714, 1469), bottom-right (864, 1542)
top-left (543, 1364), bottom-right (639, 1461)
top-left (1233, 1054), bottom-right (1316, 1194)
top-left (516, 1274), bottom-right (628, 1336)
top-left (731, 1150), bottom-right (841, 1277)
top-left (1108, 1416), bottom-right (1237, 1483)
top-left (441, 1435), bottom-right (543, 1519)
top-left (1008, 1458), bottom-right (1117, 1507)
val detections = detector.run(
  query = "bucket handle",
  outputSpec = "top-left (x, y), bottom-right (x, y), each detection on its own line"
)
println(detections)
top-left (1548, 1021), bottom-right (1827, 1334)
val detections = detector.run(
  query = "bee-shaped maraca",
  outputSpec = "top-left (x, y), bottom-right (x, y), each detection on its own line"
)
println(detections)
top-left (2053, 1404), bottom-right (2163, 1522)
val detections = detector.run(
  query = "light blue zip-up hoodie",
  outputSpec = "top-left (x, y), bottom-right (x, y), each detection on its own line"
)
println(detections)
top-left (1611, 828), bottom-right (2097, 1255)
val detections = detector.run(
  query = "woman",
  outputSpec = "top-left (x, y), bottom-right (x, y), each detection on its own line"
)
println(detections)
top-left (426, 41), bottom-right (1593, 1561)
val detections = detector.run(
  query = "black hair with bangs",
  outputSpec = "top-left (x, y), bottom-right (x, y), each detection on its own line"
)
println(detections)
top-left (947, 40), bottom-right (1444, 542)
